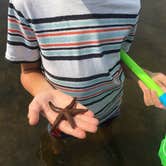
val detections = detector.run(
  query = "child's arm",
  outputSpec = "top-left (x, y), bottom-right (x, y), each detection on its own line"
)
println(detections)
top-left (20, 62), bottom-right (99, 139)
top-left (20, 61), bottom-right (53, 96)
top-left (121, 62), bottom-right (166, 109)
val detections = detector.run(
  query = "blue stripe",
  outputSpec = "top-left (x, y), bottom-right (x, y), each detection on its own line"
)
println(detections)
top-left (36, 24), bottom-right (134, 34)
top-left (38, 31), bottom-right (129, 45)
top-left (31, 18), bottom-right (137, 31)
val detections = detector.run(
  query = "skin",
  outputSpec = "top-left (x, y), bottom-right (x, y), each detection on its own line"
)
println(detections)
top-left (138, 72), bottom-right (166, 109)
top-left (21, 61), bottom-right (99, 139)
top-left (21, 61), bottom-right (166, 139)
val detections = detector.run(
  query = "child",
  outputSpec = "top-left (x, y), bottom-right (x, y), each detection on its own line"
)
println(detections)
top-left (6, 0), bottom-right (166, 140)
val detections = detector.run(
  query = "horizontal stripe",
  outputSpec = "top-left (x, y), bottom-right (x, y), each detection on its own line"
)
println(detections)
top-left (35, 24), bottom-right (134, 34)
top-left (27, 13), bottom-right (138, 24)
top-left (8, 33), bottom-right (37, 42)
top-left (41, 41), bottom-right (122, 51)
top-left (8, 14), bottom-right (30, 27)
top-left (31, 18), bottom-right (137, 32)
top-left (8, 18), bottom-right (33, 32)
top-left (8, 35), bottom-right (38, 47)
top-left (8, 22), bottom-right (36, 37)
top-left (7, 41), bottom-right (39, 50)
top-left (84, 86), bottom-right (123, 106)
top-left (77, 82), bottom-right (121, 101)
top-left (37, 26), bottom-right (132, 38)
top-left (8, 29), bottom-right (36, 41)
top-left (41, 49), bottom-right (120, 60)
top-left (38, 31), bottom-right (128, 46)
top-left (40, 38), bottom-right (123, 48)
top-left (43, 60), bottom-right (120, 82)
top-left (41, 42), bottom-right (121, 56)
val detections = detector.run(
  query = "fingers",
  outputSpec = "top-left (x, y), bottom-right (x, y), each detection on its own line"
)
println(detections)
top-left (75, 103), bottom-right (95, 118)
top-left (58, 121), bottom-right (86, 139)
top-left (138, 80), bottom-right (166, 109)
top-left (83, 110), bottom-right (94, 117)
top-left (28, 100), bottom-right (41, 125)
top-left (74, 116), bottom-right (98, 133)
top-left (151, 91), bottom-right (164, 109)
top-left (154, 80), bottom-right (166, 92)
top-left (138, 81), bottom-right (153, 106)
top-left (153, 73), bottom-right (166, 87)
top-left (73, 104), bottom-right (99, 132)
top-left (75, 112), bottom-right (99, 126)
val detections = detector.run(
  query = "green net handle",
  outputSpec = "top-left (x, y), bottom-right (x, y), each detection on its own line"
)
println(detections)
top-left (120, 50), bottom-right (164, 97)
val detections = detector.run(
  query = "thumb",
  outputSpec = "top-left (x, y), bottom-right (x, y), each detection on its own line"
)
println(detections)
top-left (28, 100), bottom-right (41, 126)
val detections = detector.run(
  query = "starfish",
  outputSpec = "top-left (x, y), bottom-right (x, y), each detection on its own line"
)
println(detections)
top-left (48, 98), bottom-right (88, 132)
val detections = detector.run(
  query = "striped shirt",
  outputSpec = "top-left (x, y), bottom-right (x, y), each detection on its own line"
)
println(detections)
top-left (5, 0), bottom-right (140, 123)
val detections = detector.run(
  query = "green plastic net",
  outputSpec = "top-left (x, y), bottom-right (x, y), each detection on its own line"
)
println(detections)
top-left (159, 136), bottom-right (166, 166)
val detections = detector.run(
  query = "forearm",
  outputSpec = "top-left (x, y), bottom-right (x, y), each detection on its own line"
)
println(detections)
top-left (20, 70), bottom-right (55, 96)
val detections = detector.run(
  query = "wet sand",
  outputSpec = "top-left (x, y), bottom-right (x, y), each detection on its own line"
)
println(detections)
top-left (0, 1), bottom-right (166, 166)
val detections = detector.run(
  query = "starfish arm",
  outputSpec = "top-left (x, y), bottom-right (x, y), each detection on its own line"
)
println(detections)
top-left (49, 101), bottom-right (63, 112)
top-left (70, 109), bottom-right (88, 116)
top-left (51, 112), bottom-right (64, 131)
top-left (63, 112), bottom-right (76, 129)
top-left (65, 97), bottom-right (76, 109)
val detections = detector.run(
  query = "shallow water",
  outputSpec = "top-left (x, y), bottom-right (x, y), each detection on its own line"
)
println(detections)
top-left (0, 1), bottom-right (166, 166)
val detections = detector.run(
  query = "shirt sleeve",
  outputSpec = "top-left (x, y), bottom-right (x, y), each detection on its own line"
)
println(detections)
top-left (5, 1), bottom-right (40, 63)
top-left (121, 15), bottom-right (139, 53)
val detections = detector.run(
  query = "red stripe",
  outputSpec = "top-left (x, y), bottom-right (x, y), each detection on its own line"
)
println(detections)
top-left (40, 37), bottom-right (123, 48)
top-left (8, 18), bottom-right (33, 32)
top-left (37, 27), bottom-right (131, 38)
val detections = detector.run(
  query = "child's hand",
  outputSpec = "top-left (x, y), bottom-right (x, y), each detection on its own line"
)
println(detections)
top-left (27, 89), bottom-right (99, 139)
top-left (138, 72), bottom-right (166, 109)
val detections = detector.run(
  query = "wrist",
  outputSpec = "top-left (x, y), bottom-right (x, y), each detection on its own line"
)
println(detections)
top-left (20, 71), bottom-right (55, 96)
